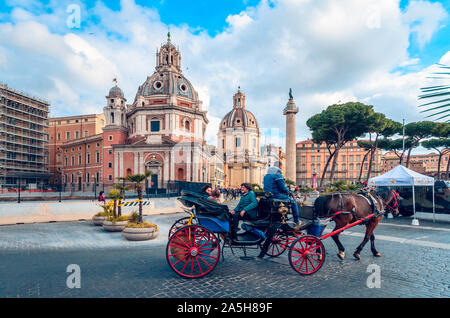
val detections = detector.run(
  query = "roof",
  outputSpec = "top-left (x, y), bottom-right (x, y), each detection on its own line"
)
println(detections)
top-left (368, 165), bottom-right (434, 186)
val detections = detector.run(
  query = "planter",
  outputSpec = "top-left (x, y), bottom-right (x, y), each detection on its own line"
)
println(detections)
top-left (102, 220), bottom-right (128, 232)
top-left (92, 215), bottom-right (106, 226)
top-left (122, 226), bottom-right (159, 241)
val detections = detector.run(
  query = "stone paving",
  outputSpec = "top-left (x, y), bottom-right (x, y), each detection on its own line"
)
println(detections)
top-left (0, 205), bottom-right (449, 298)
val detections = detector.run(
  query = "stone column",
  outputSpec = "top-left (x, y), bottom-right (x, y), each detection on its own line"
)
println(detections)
top-left (283, 92), bottom-right (299, 184)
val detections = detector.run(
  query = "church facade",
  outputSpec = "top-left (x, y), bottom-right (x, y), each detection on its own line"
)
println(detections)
top-left (50, 36), bottom-right (210, 191)
top-left (102, 36), bottom-right (210, 189)
top-left (218, 89), bottom-right (267, 188)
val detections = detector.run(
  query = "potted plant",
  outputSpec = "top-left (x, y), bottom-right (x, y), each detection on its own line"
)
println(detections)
top-left (122, 211), bottom-right (159, 241)
top-left (92, 204), bottom-right (112, 226)
top-left (122, 170), bottom-right (159, 241)
top-left (102, 189), bottom-right (129, 232)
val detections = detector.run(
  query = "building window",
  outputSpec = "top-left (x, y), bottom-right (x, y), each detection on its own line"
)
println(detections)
top-left (235, 138), bottom-right (241, 147)
top-left (78, 155), bottom-right (82, 165)
top-left (108, 135), bottom-right (113, 141)
top-left (84, 131), bottom-right (88, 137)
top-left (108, 175), bottom-right (112, 181)
top-left (57, 133), bottom-right (61, 141)
top-left (108, 149), bottom-right (113, 155)
top-left (222, 139), bottom-right (224, 149)
top-left (66, 132), bottom-right (70, 140)
top-left (96, 152), bottom-right (100, 163)
top-left (87, 153), bottom-right (90, 164)
top-left (151, 120), bottom-right (160, 132)
top-left (108, 162), bottom-right (112, 168)
top-left (71, 156), bottom-right (74, 166)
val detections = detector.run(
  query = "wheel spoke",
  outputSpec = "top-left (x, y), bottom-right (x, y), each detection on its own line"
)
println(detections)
top-left (197, 255), bottom-right (213, 269)
top-left (169, 242), bottom-right (190, 251)
top-left (180, 255), bottom-right (191, 273)
top-left (171, 253), bottom-right (189, 267)
top-left (195, 256), bottom-right (204, 275)
top-left (198, 252), bottom-right (218, 259)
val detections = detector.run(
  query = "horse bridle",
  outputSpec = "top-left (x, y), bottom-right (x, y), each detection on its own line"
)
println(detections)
top-left (385, 190), bottom-right (399, 214)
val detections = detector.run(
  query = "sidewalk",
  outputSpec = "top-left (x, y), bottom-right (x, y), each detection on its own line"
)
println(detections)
top-left (0, 198), bottom-right (184, 226)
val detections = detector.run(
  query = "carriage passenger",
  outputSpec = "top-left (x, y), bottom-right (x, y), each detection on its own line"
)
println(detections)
top-left (200, 184), bottom-right (213, 198)
top-left (209, 189), bottom-right (221, 202)
top-left (263, 166), bottom-right (303, 230)
top-left (230, 183), bottom-right (259, 237)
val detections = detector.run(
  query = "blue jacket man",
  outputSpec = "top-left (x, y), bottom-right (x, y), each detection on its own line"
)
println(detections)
top-left (263, 166), bottom-right (301, 227)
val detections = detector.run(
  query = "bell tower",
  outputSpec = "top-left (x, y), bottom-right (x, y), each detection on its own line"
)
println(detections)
top-left (156, 32), bottom-right (182, 73)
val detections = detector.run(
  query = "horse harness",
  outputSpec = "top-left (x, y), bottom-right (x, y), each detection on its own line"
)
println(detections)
top-left (331, 191), bottom-right (384, 225)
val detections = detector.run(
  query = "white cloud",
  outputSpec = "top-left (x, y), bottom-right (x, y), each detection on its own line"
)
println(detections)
top-left (0, 0), bottom-right (448, 152)
top-left (403, 0), bottom-right (448, 48)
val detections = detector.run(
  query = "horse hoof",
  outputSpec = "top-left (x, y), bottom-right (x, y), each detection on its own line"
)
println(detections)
top-left (353, 252), bottom-right (360, 260)
top-left (337, 251), bottom-right (345, 260)
top-left (373, 252), bottom-right (381, 257)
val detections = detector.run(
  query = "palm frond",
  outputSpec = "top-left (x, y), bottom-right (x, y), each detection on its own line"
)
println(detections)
top-left (418, 63), bottom-right (450, 122)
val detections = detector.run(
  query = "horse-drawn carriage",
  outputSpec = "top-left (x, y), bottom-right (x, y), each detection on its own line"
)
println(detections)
top-left (166, 189), bottom-right (399, 278)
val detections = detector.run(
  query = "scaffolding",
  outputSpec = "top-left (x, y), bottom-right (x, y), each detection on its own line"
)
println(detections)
top-left (0, 83), bottom-right (50, 188)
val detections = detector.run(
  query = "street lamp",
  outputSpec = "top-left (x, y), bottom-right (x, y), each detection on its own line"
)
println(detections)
top-left (59, 173), bottom-right (62, 203)
top-left (17, 176), bottom-right (21, 204)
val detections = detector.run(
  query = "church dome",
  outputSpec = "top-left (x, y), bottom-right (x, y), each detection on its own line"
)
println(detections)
top-left (136, 72), bottom-right (196, 100)
top-left (220, 89), bottom-right (259, 130)
top-left (133, 34), bottom-right (199, 104)
top-left (108, 85), bottom-right (124, 98)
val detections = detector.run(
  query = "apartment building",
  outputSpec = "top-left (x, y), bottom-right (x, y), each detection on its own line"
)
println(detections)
top-left (0, 83), bottom-right (50, 189)
top-left (296, 139), bottom-right (382, 187)
top-left (46, 114), bottom-right (105, 186)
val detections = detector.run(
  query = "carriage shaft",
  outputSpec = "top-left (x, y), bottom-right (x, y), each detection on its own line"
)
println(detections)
top-left (319, 213), bottom-right (375, 240)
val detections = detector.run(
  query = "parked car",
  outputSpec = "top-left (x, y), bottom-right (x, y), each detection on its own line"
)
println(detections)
top-left (397, 180), bottom-right (450, 216)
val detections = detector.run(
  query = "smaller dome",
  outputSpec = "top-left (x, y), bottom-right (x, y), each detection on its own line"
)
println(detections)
top-left (109, 85), bottom-right (124, 98)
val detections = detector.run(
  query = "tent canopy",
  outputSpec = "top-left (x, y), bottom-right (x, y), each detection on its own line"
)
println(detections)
top-left (368, 165), bottom-right (434, 187)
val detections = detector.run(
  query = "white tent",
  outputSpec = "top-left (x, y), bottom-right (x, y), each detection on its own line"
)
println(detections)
top-left (368, 165), bottom-right (435, 223)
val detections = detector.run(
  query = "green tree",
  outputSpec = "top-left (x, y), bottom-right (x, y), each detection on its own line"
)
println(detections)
top-left (422, 138), bottom-right (450, 178)
top-left (307, 102), bottom-right (374, 184)
top-left (114, 178), bottom-right (131, 217)
top-left (378, 137), bottom-right (414, 165)
top-left (308, 127), bottom-right (338, 187)
top-left (404, 121), bottom-right (441, 167)
top-left (126, 170), bottom-right (152, 224)
top-left (356, 140), bottom-right (372, 182)
top-left (107, 189), bottom-right (122, 218)
top-left (364, 115), bottom-right (402, 182)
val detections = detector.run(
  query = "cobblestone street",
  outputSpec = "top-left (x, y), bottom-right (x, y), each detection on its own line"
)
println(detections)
top-left (0, 204), bottom-right (449, 298)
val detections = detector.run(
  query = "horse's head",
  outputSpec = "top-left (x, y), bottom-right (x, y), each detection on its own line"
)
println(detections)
top-left (382, 190), bottom-right (400, 217)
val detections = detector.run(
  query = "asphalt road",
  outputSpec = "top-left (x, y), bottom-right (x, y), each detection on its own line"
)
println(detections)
top-left (0, 203), bottom-right (449, 298)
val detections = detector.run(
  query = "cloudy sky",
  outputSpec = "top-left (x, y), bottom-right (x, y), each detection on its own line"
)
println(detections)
top-left (0, 0), bottom-right (449, 150)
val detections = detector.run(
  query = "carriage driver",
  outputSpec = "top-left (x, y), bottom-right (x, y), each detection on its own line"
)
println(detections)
top-left (263, 166), bottom-right (303, 230)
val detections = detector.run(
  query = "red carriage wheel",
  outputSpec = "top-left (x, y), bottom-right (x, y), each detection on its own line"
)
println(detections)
top-left (166, 225), bottom-right (220, 278)
top-left (168, 216), bottom-right (198, 238)
top-left (288, 235), bottom-right (325, 275)
top-left (266, 232), bottom-right (288, 257)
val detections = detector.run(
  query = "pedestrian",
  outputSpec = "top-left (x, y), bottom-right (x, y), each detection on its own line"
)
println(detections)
top-left (98, 191), bottom-right (106, 204)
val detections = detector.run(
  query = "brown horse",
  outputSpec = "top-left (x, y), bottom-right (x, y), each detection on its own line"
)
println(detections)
top-left (314, 189), bottom-right (400, 260)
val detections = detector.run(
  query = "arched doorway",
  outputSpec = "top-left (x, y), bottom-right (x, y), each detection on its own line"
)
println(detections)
top-left (145, 158), bottom-right (163, 189)
top-left (177, 168), bottom-right (184, 181)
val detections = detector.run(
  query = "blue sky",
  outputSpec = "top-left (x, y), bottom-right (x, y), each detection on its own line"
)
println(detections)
top-left (0, 0), bottom-right (449, 147)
